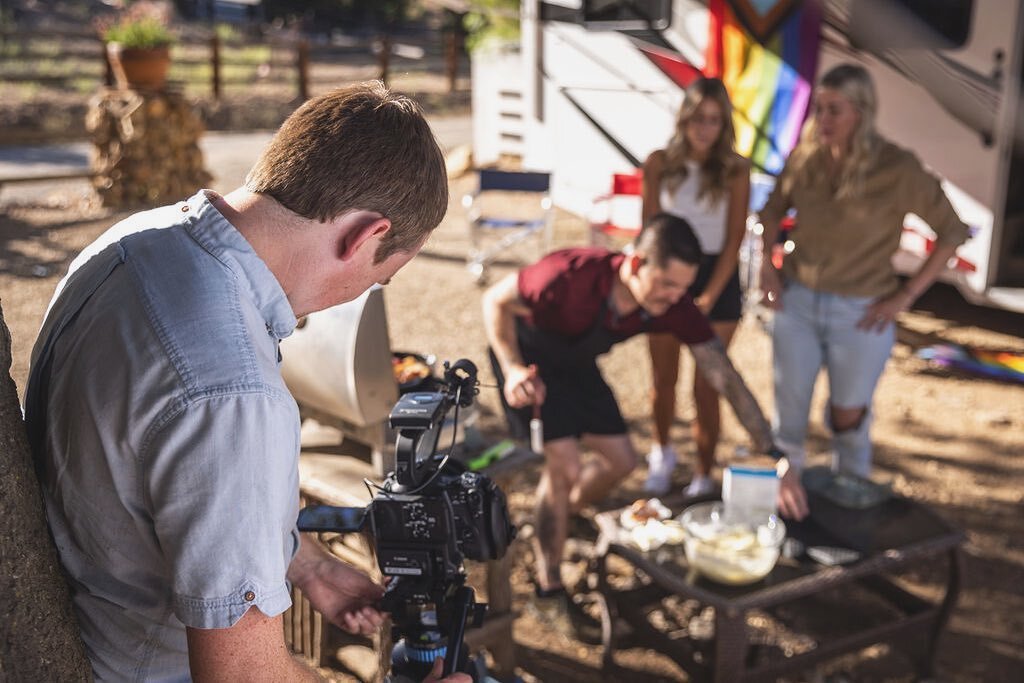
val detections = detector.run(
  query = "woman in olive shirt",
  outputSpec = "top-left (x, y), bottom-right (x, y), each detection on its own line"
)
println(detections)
top-left (759, 63), bottom-right (969, 499)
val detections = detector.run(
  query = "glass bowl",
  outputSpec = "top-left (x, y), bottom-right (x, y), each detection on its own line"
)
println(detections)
top-left (679, 501), bottom-right (786, 585)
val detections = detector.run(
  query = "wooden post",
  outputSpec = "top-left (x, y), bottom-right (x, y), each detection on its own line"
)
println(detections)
top-left (444, 29), bottom-right (457, 93)
top-left (210, 33), bottom-right (221, 100)
top-left (101, 37), bottom-right (114, 87)
top-left (377, 34), bottom-right (391, 87)
top-left (0, 304), bottom-right (94, 681)
top-left (296, 38), bottom-right (310, 101)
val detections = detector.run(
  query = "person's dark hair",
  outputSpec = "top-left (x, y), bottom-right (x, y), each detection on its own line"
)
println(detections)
top-left (246, 81), bottom-right (448, 263)
top-left (634, 212), bottom-right (704, 268)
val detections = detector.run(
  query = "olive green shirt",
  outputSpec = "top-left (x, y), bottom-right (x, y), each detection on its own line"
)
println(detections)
top-left (759, 140), bottom-right (970, 298)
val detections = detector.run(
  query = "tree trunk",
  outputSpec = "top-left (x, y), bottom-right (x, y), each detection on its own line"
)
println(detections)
top-left (0, 302), bottom-right (93, 681)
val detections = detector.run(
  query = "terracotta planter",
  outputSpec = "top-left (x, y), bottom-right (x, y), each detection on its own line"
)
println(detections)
top-left (106, 43), bottom-right (171, 91)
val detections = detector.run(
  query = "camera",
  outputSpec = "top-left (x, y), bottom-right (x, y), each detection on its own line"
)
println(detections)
top-left (297, 359), bottom-right (516, 682)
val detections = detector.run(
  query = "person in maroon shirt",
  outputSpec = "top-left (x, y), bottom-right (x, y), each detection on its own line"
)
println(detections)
top-left (482, 213), bottom-right (807, 612)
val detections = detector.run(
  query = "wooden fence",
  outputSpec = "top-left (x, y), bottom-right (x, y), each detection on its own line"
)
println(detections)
top-left (0, 26), bottom-right (462, 102)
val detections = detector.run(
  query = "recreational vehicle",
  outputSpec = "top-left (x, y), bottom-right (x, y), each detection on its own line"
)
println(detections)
top-left (471, 0), bottom-right (1024, 312)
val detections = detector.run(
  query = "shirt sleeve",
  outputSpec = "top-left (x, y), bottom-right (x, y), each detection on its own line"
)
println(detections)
top-left (901, 152), bottom-right (971, 248)
top-left (143, 389), bottom-right (301, 629)
top-left (650, 296), bottom-right (715, 344)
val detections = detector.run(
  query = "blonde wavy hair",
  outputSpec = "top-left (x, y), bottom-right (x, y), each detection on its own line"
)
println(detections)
top-left (790, 63), bottom-right (881, 199)
top-left (661, 77), bottom-right (740, 206)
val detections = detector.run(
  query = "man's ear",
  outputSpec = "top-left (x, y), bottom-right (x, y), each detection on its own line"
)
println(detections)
top-left (629, 253), bottom-right (644, 276)
top-left (336, 213), bottom-right (391, 262)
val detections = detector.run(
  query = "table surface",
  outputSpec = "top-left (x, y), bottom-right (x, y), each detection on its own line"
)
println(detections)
top-left (595, 492), bottom-right (965, 612)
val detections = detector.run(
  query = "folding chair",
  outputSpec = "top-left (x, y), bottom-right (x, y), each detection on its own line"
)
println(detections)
top-left (463, 169), bottom-right (553, 284)
top-left (589, 169), bottom-right (644, 248)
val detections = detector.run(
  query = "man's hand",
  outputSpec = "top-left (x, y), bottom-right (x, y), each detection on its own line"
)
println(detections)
top-left (503, 362), bottom-right (546, 409)
top-left (288, 540), bottom-right (385, 636)
top-left (422, 656), bottom-right (472, 682)
top-left (775, 459), bottom-right (808, 521)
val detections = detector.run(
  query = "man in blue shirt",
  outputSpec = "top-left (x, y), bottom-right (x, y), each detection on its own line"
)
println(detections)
top-left (25, 82), bottom-right (465, 682)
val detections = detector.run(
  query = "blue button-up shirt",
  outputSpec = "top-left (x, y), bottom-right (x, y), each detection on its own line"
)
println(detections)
top-left (26, 190), bottom-right (301, 681)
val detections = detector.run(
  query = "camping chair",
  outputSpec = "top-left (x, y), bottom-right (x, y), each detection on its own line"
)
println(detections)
top-left (589, 169), bottom-right (645, 248)
top-left (463, 169), bottom-right (553, 285)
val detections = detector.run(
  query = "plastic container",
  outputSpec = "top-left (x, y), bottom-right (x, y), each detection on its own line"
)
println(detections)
top-left (722, 456), bottom-right (780, 522)
top-left (679, 501), bottom-right (786, 585)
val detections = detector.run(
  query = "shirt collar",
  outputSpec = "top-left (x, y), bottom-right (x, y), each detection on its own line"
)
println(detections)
top-left (184, 189), bottom-right (298, 339)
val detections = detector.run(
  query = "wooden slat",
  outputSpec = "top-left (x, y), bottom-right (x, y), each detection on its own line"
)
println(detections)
top-left (0, 171), bottom-right (96, 186)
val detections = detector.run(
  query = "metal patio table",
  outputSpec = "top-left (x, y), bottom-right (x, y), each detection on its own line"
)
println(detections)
top-left (592, 493), bottom-right (965, 682)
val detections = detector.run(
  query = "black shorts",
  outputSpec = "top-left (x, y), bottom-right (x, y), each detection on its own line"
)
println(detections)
top-left (489, 349), bottom-right (627, 443)
top-left (691, 253), bottom-right (742, 322)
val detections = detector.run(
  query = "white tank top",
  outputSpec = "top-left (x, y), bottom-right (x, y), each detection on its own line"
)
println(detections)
top-left (659, 161), bottom-right (728, 254)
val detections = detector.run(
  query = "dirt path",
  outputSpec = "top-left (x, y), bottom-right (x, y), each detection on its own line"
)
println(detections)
top-left (2, 171), bottom-right (1022, 682)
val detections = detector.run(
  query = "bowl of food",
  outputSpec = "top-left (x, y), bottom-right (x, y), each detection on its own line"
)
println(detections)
top-left (679, 502), bottom-right (786, 585)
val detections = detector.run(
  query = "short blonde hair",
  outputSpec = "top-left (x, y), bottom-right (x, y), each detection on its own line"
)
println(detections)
top-left (246, 81), bottom-right (448, 263)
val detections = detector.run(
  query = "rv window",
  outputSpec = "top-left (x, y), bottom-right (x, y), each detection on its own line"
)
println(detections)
top-left (894, 0), bottom-right (972, 47)
top-left (581, 0), bottom-right (672, 31)
top-left (850, 0), bottom-right (973, 49)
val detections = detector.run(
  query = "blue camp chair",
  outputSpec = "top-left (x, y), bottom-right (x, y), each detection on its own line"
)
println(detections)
top-left (463, 169), bottom-right (553, 284)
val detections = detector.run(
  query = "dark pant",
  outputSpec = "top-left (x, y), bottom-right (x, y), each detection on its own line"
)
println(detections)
top-left (489, 348), bottom-right (627, 443)
top-left (692, 253), bottom-right (742, 322)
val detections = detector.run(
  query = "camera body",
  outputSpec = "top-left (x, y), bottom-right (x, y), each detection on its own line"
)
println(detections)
top-left (369, 466), bottom-right (513, 584)
top-left (297, 359), bottom-right (516, 681)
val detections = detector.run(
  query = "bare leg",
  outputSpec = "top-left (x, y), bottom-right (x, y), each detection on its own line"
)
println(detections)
top-left (691, 321), bottom-right (738, 477)
top-left (571, 433), bottom-right (639, 512)
top-left (533, 437), bottom-right (582, 592)
top-left (648, 333), bottom-right (681, 445)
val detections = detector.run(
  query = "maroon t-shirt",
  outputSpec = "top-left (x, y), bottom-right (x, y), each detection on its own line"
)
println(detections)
top-left (516, 247), bottom-right (714, 345)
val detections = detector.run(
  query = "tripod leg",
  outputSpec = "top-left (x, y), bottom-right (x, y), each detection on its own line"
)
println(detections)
top-left (444, 586), bottom-right (475, 678)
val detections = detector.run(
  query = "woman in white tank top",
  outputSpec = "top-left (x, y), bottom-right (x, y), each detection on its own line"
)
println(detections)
top-left (641, 77), bottom-right (751, 497)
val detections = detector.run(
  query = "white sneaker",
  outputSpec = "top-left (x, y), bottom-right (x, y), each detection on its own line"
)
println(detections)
top-left (644, 447), bottom-right (677, 495)
top-left (685, 475), bottom-right (715, 497)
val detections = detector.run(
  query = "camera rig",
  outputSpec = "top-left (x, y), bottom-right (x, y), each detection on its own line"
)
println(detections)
top-left (297, 359), bottom-right (517, 682)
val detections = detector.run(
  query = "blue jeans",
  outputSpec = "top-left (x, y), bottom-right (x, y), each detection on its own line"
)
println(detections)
top-left (771, 280), bottom-right (894, 476)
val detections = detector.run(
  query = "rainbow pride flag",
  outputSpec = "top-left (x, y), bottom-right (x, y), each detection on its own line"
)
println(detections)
top-left (705, 0), bottom-right (822, 174)
top-left (917, 343), bottom-right (1024, 384)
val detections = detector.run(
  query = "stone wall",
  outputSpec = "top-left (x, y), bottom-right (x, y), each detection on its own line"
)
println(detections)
top-left (87, 88), bottom-right (212, 208)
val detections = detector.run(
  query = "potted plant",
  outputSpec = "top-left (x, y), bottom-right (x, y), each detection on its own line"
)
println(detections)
top-left (98, 1), bottom-right (176, 91)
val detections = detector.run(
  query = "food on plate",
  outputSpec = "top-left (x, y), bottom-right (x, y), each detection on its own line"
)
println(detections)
top-left (620, 498), bottom-right (683, 551)
top-left (629, 518), bottom-right (685, 551)
top-left (620, 498), bottom-right (671, 528)
top-left (392, 354), bottom-right (432, 385)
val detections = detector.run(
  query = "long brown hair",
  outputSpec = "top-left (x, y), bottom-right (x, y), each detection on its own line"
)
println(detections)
top-left (246, 81), bottom-right (448, 263)
top-left (661, 77), bottom-right (739, 206)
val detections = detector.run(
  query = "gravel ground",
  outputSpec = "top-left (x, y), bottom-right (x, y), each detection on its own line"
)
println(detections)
top-left (2, 156), bottom-right (1022, 683)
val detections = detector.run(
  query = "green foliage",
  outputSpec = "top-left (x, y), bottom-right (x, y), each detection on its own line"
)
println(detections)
top-left (103, 17), bottom-right (175, 48)
top-left (214, 23), bottom-right (241, 42)
top-left (463, 0), bottom-right (520, 53)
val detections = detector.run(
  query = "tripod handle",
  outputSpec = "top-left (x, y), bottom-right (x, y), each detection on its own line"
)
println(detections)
top-left (443, 585), bottom-right (475, 678)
